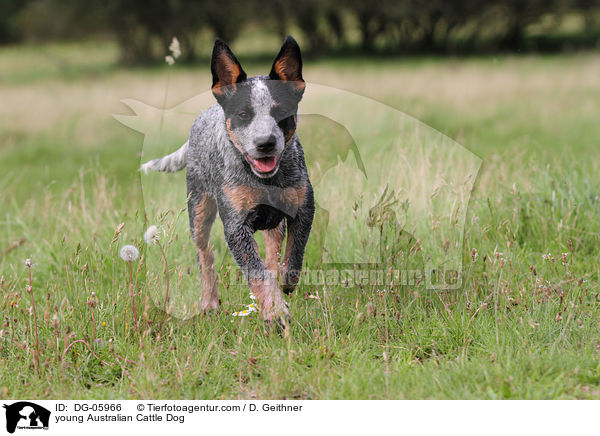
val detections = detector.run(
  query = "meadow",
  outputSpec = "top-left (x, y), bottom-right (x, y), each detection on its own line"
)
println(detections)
top-left (1, 39), bottom-right (600, 399)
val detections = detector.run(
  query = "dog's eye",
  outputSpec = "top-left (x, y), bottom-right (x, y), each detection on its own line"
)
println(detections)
top-left (238, 111), bottom-right (251, 120)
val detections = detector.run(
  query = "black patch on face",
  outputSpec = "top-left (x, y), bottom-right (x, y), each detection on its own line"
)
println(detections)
top-left (218, 83), bottom-right (255, 129)
top-left (275, 113), bottom-right (296, 141)
top-left (266, 80), bottom-right (302, 139)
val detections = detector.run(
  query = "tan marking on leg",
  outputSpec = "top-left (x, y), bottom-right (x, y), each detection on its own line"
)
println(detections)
top-left (223, 185), bottom-right (262, 213)
top-left (264, 221), bottom-right (284, 275)
top-left (282, 229), bottom-right (294, 267)
top-left (194, 194), bottom-right (219, 312)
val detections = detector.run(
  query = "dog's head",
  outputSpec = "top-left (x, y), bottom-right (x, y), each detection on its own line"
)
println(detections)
top-left (211, 36), bottom-right (305, 178)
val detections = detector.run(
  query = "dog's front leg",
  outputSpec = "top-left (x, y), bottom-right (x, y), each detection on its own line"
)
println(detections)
top-left (223, 221), bottom-right (289, 324)
top-left (281, 185), bottom-right (315, 294)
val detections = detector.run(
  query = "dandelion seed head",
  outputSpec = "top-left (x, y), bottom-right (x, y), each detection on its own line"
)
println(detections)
top-left (144, 225), bottom-right (159, 244)
top-left (119, 245), bottom-right (139, 262)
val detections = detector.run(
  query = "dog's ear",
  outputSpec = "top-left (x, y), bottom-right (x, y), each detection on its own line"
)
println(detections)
top-left (211, 38), bottom-right (247, 98)
top-left (269, 36), bottom-right (305, 93)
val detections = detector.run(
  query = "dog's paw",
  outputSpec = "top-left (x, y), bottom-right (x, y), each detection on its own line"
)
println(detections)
top-left (201, 297), bottom-right (221, 315)
top-left (263, 307), bottom-right (291, 336)
top-left (261, 301), bottom-right (290, 322)
top-left (260, 297), bottom-right (290, 331)
top-left (250, 273), bottom-right (291, 332)
top-left (280, 268), bottom-right (301, 294)
top-left (282, 284), bottom-right (295, 295)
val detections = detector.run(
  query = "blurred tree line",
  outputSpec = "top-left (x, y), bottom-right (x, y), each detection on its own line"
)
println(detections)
top-left (1, 0), bottom-right (599, 62)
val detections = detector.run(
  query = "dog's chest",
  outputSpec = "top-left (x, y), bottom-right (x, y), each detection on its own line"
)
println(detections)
top-left (246, 205), bottom-right (285, 231)
top-left (223, 182), bottom-right (307, 231)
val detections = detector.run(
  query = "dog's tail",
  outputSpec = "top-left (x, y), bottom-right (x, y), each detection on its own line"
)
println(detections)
top-left (140, 141), bottom-right (188, 173)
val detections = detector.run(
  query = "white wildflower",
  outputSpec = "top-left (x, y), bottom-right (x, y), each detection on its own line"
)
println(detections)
top-left (169, 37), bottom-right (181, 59)
top-left (144, 225), bottom-right (159, 245)
top-left (232, 293), bottom-right (258, 316)
top-left (165, 55), bottom-right (175, 66)
top-left (119, 245), bottom-right (139, 262)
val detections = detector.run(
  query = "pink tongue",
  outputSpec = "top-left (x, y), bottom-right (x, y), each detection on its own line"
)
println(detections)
top-left (251, 156), bottom-right (277, 173)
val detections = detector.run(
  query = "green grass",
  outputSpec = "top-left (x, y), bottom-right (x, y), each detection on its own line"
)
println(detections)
top-left (1, 40), bottom-right (600, 399)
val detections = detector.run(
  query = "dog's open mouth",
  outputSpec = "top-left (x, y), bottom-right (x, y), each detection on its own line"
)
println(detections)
top-left (245, 155), bottom-right (280, 177)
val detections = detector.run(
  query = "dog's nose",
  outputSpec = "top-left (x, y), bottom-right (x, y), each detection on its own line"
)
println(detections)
top-left (255, 135), bottom-right (277, 154)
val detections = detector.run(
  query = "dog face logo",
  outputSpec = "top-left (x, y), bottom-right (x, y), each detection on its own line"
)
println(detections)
top-left (2, 402), bottom-right (50, 433)
top-left (115, 57), bottom-right (482, 316)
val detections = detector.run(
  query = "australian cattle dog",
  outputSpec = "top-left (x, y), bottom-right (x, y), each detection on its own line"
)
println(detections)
top-left (141, 36), bottom-right (314, 327)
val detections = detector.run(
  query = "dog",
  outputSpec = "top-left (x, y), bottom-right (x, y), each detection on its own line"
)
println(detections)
top-left (141, 36), bottom-right (314, 325)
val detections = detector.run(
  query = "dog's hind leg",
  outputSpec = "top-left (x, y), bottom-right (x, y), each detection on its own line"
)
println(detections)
top-left (189, 192), bottom-right (219, 313)
top-left (263, 220), bottom-right (285, 276)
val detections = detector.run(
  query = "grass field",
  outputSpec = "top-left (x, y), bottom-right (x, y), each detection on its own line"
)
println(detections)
top-left (1, 40), bottom-right (600, 399)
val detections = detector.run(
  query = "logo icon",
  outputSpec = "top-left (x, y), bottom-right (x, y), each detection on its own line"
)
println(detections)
top-left (2, 402), bottom-right (50, 433)
top-left (115, 82), bottom-right (481, 318)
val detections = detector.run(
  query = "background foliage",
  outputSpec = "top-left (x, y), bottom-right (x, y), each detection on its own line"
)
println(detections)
top-left (1, 1), bottom-right (600, 400)
top-left (1, 0), bottom-right (600, 62)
